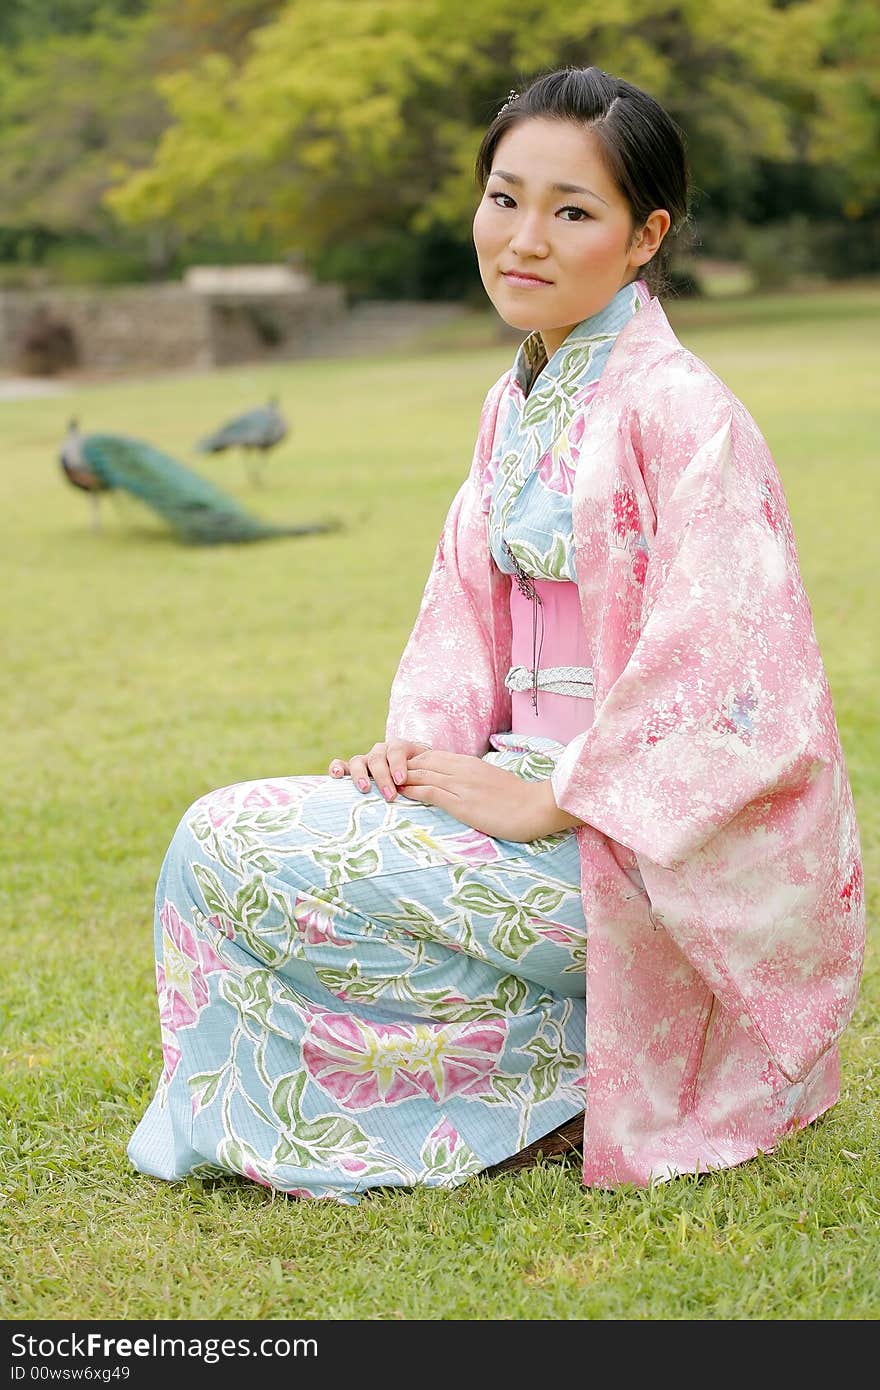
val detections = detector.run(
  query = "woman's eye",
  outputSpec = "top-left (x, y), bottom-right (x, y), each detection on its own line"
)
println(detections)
top-left (485, 194), bottom-right (590, 220)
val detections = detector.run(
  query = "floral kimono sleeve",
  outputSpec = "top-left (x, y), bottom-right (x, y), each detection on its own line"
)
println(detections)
top-left (552, 396), bottom-right (864, 1082)
top-left (385, 377), bottom-right (513, 754)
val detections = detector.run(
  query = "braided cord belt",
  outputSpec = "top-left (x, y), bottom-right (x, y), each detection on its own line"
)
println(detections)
top-left (504, 664), bottom-right (595, 698)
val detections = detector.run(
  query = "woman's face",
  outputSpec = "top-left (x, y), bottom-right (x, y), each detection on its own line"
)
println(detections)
top-left (472, 117), bottom-right (668, 356)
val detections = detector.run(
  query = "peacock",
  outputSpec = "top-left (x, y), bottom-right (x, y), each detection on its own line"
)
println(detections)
top-left (194, 395), bottom-right (288, 487)
top-left (58, 420), bottom-right (337, 545)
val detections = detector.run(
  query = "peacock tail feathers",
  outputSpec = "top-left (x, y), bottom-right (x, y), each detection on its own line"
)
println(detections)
top-left (80, 433), bottom-right (332, 545)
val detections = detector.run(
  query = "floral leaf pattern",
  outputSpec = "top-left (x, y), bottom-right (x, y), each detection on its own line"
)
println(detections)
top-left (383, 284), bottom-right (864, 1188)
top-left (131, 274), bottom-right (621, 1197)
top-left (488, 281), bottom-right (648, 581)
top-left (419, 1120), bottom-right (484, 1184)
top-left (302, 1009), bottom-right (510, 1109)
top-left (520, 1010), bottom-right (583, 1104)
top-left (130, 740), bottom-right (588, 1199)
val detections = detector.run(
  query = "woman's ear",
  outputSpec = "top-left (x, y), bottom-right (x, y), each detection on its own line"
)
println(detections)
top-left (630, 209), bottom-right (671, 267)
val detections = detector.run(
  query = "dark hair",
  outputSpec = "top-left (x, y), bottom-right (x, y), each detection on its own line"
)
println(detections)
top-left (475, 67), bottom-right (691, 296)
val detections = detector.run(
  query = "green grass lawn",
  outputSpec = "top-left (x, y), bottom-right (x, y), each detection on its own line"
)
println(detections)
top-left (2, 283), bottom-right (878, 1320)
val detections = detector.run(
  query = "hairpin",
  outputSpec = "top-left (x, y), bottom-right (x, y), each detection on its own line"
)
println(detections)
top-left (499, 88), bottom-right (519, 114)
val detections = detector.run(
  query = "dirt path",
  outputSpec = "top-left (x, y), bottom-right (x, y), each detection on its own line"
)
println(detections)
top-left (0, 376), bottom-right (72, 399)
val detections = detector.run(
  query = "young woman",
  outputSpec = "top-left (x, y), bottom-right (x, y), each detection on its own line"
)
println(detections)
top-left (129, 67), bottom-right (865, 1201)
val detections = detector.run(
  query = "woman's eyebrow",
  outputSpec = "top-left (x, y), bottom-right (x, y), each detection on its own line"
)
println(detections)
top-left (489, 169), bottom-right (609, 205)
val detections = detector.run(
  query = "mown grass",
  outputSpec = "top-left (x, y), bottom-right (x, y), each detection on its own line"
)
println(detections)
top-left (1, 283), bottom-right (878, 1320)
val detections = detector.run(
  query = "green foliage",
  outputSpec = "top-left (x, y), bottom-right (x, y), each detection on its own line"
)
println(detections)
top-left (0, 15), bottom-right (169, 240)
top-left (812, 0), bottom-right (880, 208)
top-left (738, 213), bottom-right (880, 288)
top-left (0, 0), bottom-right (287, 267)
top-left (149, 0), bottom-right (287, 56)
top-left (40, 242), bottom-right (154, 286)
top-left (740, 217), bottom-right (818, 290)
top-left (106, 2), bottom-right (877, 246)
top-left (0, 0), bottom-right (877, 294)
top-left (0, 0), bottom-right (149, 46)
top-left (1, 287), bottom-right (878, 1319)
top-left (312, 226), bottom-right (483, 303)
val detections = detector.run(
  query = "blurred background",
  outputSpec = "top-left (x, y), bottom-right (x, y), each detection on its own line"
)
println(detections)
top-left (3, 1), bottom-right (878, 1323)
top-left (0, 0), bottom-right (878, 379)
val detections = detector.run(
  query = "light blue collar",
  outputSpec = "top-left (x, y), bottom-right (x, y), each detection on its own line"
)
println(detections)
top-left (512, 278), bottom-right (650, 399)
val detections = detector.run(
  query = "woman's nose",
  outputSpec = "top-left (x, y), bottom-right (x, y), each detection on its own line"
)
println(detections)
top-left (508, 214), bottom-right (550, 259)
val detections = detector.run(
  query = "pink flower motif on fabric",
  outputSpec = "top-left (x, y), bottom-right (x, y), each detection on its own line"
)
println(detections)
top-left (760, 477), bottom-right (781, 533)
top-left (440, 827), bottom-right (503, 865)
top-left (240, 780), bottom-right (316, 809)
top-left (632, 541), bottom-right (649, 586)
top-left (340, 1156), bottom-right (369, 1174)
top-left (195, 778), bottom-right (317, 830)
top-left (157, 900), bottom-right (228, 1082)
top-left (535, 919), bottom-right (584, 951)
top-left (197, 785), bottom-right (240, 831)
top-left (644, 699), bottom-right (685, 748)
top-left (711, 688), bottom-right (758, 746)
top-left (612, 485), bottom-right (641, 542)
top-left (156, 961), bottom-right (182, 1087)
top-left (535, 414), bottom-right (587, 494)
top-left (205, 913), bottom-right (235, 941)
top-left (840, 862), bottom-right (863, 912)
top-left (302, 1011), bottom-right (508, 1109)
top-left (239, 1157), bottom-right (273, 1189)
top-left (572, 379), bottom-right (601, 410)
top-left (294, 894), bottom-right (347, 947)
top-left (421, 1117), bottom-right (478, 1173)
top-left (431, 1118), bottom-right (459, 1146)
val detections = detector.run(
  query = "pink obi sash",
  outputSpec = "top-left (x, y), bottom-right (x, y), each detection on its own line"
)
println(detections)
top-left (506, 580), bottom-right (594, 743)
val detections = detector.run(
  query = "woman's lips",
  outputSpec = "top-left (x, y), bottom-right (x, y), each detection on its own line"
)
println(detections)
top-left (502, 270), bottom-right (552, 288)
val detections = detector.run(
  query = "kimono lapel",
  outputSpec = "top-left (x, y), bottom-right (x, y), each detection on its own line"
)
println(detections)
top-left (488, 279), bottom-right (651, 531)
top-left (387, 293), bottom-right (864, 1186)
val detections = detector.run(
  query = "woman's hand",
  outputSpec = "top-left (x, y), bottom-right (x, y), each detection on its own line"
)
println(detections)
top-left (328, 739), bottom-right (430, 802)
top-left (398, 750), bottom-right (583, 843)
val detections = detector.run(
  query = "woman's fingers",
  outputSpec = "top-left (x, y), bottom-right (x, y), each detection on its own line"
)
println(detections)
top-left (348, 745), bottom-right (395, 799)
top-left (330, 741), bottom-right (434, 799)
top-left (398, 780), bottom-right (445, 808)
top-left (387, 739), bottom-right (423, 786)
top-left (400, 765), bottom-right (456, 788)
top-left (407, 750), bottom-right (467, 774)
top-left (347, 754), bottom-right (372, 793)
top-left (398, 768), bottom-right (459, 814)
top-left (367, 746), bottom-right (398, 800)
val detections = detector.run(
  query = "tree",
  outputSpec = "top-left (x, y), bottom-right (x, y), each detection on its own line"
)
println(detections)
top-left (0, 18), bottom-right (167, 242)
top-left (0, 0), bottom-right (288, 271)
top-left (106, 0), bottom-right (876, 273)
top-left (2, 0), bottom-right (875, 292)
top-left (0, 1), bottom-right (149, 46)
top-left (813, 0), bottom-right (880, 210)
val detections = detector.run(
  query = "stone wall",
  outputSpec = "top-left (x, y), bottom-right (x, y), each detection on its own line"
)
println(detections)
top-left (205, 284), bottom-right (346, 366)
top-left (0, 280), bottom-right (347, 374)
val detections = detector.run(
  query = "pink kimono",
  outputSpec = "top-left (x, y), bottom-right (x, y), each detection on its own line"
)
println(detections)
top-left (386, 294), bottom-right (866, 1186)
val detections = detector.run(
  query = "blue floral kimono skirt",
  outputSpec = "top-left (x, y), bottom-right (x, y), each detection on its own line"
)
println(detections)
top-left (127, 736), bottom-right (587, 1202)
top-left (127, 284), bottom-right (653, 1201)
